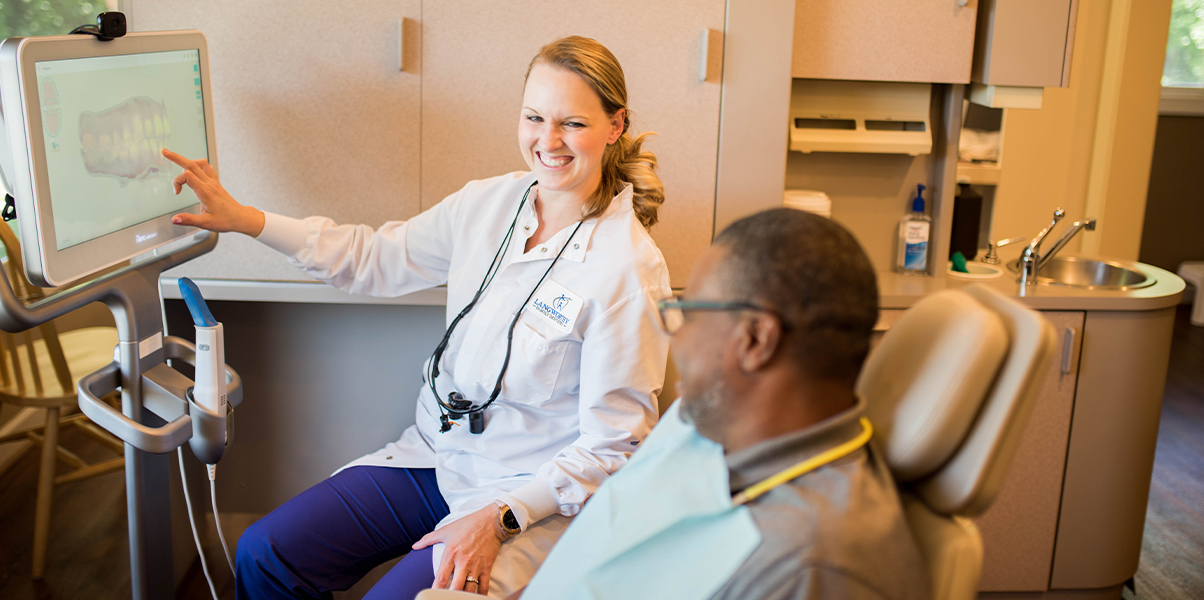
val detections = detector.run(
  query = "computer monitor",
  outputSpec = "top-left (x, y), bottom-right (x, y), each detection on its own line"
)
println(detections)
top-left (0, 31), bottom-right (214, 287)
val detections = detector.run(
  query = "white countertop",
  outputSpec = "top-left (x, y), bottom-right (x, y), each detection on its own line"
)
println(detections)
top-left (161, 259), bottom-right (1186, 313)
top-left (159, 278), bottom-right (447, 306)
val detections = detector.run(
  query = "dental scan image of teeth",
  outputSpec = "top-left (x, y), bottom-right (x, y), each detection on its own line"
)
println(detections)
top-left (35, 50), bottom-right (208, 251)
top-left (78, 96), bottom-right (174, 182)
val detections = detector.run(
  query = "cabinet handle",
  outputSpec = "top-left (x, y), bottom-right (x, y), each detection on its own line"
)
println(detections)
top-left (1061, 327), bottom-right (1076, 374)
top-left (957, 0), bottom-right (969, 7)
top-left (699, 29), bottom-right (721, 82)
top-left (398, 18), bottom-right (409, 72)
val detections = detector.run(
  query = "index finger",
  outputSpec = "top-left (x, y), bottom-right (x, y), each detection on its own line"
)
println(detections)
top-left (161, 148), bottom-right (205, 177)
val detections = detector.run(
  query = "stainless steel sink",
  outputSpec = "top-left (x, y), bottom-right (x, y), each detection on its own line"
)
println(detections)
top-left (1008, 256), bottom-right (1156, 290)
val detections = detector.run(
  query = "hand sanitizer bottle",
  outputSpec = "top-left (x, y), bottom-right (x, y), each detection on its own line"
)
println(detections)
top-left (897, 183), bottom-right (931, 275)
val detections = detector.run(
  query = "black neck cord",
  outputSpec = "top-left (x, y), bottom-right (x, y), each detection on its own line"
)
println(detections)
top-left (426, 182), bottom-right (584, 431)
top-left (425, 183), bottom-right (532, 394)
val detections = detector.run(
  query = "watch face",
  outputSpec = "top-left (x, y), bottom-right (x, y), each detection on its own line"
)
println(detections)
top-left (502, 509), bottom-right (520, 531)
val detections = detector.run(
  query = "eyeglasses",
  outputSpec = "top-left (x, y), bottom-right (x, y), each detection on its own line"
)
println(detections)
top-left (655, 296), bottom-right (789, 335)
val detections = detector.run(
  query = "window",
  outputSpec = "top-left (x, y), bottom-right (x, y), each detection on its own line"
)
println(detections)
top-left (0, 0), bottom-right (117, 39)
top-left (1162, 0), bottom-right (1204, 115)
top-left (0, 1), bottom-right (119, 201)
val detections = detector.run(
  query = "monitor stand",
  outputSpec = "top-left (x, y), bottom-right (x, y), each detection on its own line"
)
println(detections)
top-left (0, 230), bottom-right (243, 600)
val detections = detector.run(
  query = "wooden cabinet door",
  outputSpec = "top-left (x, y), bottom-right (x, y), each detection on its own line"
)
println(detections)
top-left (137, 1), bottom-right (423, 281)
top-left (972, 0), bottom-right (1076, 88)
top-left (974, 310), bottom-right (1084, 591)
top-left (792, 0), bottom-right (979, 83)
top-left (420, 1), bottom-right (726, 285)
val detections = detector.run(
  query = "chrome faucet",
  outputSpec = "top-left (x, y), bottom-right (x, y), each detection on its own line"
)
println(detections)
top-left (1018, 208), bottom-right (1097, 286)
top-left (1019, 209), bottom-right (1065, 286)
top-left (982, 236), bottom-right (1027, 265)
top-left (1039, 218), bottom-right (1097, 270)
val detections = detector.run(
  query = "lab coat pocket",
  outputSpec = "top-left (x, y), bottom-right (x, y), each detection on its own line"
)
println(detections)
top-left (482, 320), bottom-right (568, 406)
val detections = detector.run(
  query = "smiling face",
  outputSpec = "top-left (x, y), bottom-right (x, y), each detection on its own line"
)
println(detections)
top-left (519, 64), bottom-right (625, 202)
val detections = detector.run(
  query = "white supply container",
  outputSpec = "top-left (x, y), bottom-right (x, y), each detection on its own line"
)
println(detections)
top-left (783, 189), bottom-right (832, 219)
top-left (789, 79), bottom-right (932, 156)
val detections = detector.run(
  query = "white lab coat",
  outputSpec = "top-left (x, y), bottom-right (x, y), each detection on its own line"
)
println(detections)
top-left (256, 171), bottom-right (672, 597)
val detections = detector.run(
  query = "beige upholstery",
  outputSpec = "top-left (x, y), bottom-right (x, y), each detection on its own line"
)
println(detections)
top-left (416, 590), bottom-right (479, 599)
top-left (914, 285), bottom-right (1056, 515)
top-left (858, 284), bottom-right (1055, 600)
top-left (859, 291), bottom-right (1009, 481)
top-left (902, 495), bottom-right (983, 600)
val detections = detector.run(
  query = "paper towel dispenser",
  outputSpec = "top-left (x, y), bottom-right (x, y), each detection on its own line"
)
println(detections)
top-left (789, 79), bottom-right (932, 156)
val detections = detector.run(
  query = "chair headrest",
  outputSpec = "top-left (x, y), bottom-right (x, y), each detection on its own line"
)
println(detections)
top-left (913, 285), bottom-right (1056, 515)
top-left (858, 290), bottom-right (1009, 482)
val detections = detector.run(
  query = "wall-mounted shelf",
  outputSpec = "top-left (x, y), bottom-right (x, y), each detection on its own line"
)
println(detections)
top-left (958, 101), bottom-right (1007, 187)
top-left (957, 161), bottom-right (1002, 186)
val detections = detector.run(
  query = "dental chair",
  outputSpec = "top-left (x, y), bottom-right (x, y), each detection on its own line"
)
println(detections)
top-left (857, 284), bottom-right (1056, 600)
top-left (417, 284), bottom-right (1052, 600)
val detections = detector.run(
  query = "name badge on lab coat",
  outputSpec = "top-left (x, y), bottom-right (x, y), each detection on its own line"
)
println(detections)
top-left (528, 280), bottom-right (583, 335)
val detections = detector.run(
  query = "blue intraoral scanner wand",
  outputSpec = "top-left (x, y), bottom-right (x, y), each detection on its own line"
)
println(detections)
top-left (179, 277), bottom-right (227, 462)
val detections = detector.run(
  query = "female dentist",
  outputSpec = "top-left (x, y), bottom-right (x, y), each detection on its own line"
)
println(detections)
top-left (163, 36), bottom-right (671, 599)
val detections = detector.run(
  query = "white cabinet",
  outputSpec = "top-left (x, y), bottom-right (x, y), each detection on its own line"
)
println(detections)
top-left (421, 1), bottom-right (726, 285)
top-left (791, 0), bottom-right (979, 84)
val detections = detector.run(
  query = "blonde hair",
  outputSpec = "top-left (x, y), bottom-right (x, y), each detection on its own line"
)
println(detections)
top-left (525, 36), bottom-right (664, 228)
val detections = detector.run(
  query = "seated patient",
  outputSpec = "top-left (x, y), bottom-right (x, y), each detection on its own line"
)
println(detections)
top-left (517, 208), bottom-right (929, 600)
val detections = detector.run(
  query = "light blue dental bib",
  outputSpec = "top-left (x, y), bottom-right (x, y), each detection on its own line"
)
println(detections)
top-left (522, 402), bottom-right (760, 600)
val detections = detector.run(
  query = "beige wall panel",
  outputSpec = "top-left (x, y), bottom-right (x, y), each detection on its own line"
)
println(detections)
top-left (420, 1), bottom-right (726, 285)
top-left (974, 310), bottom-right (1083, 591)
top-left (785, 151), bottom-right (935, 272)
top-left (136, 1), bottom-right (423, 282)
top-left (1080, 0), bottom-right (1173, 261)
top-left (987, 1), bottom-right (1109, 267)
top-left (792, 0), bottom-right (977, 84)
top-left (973, 0), bottom-right (1074, 88)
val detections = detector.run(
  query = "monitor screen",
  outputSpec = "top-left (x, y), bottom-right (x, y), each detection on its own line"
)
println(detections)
top-left (35, 50), bottom-right (207, 250)
top-left (0, 31), bottom-right (213, 287)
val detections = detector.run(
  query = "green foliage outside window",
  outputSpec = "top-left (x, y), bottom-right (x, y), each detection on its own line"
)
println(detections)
top-left (0, 0), bottom-right (114, 40)
top-left (1165, 0), bottom-right (1204, 86)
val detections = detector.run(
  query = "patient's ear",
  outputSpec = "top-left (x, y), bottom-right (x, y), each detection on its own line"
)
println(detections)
top-left (737, 312), bottom-right (782, 373)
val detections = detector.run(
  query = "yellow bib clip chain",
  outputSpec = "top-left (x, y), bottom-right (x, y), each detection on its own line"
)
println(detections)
top-left (732, 417), bottom-right (873, 507)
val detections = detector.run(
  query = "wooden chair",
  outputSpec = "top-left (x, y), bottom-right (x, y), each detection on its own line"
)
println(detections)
top-left (0, 223), bottom-right (122, 579)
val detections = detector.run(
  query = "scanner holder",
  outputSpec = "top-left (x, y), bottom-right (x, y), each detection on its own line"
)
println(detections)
top-left (77, 335), bottom-right (242, 463)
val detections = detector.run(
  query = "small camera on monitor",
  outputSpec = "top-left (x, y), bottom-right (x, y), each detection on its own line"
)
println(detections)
top-left (96, 12), bottom-right (127, 40)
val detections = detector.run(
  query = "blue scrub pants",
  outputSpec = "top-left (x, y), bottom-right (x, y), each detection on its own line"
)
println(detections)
top-left (235, 466), bottom-right (450, 600)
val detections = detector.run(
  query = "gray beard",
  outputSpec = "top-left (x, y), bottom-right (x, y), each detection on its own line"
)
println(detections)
top-left (682, 378), bottom-right (728, 440)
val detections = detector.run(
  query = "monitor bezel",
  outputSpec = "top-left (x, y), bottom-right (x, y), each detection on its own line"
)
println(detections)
top-left (0, 31), bottom-right (213, 287)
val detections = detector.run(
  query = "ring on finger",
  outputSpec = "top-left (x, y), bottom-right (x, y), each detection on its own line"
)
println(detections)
top-left (464, 576), bottom-right (479, 589)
